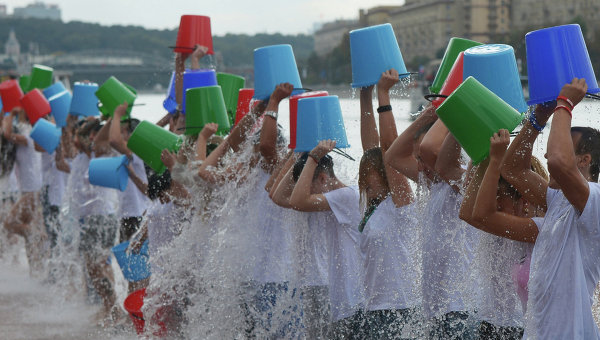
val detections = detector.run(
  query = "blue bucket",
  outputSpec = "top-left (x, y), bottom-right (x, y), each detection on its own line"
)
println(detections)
top-left (43, 82), bottom-right (67, 99)
top-left (70, 82), bottom-right (100, 117)
top-left (48, 91), bottom-right (71, 128)
top-left (163, 71), bottom-right (178, 114)
top-left (88, 155), bottom-right (129, 191)
top-left (111, 240), bottom-right (151, 282)
top-left (349, 23), bottom-right (408, 88)
top-left (294, 95), bottom-right (350, 152)
top-left (162, 69), bottom-right (218, 114)
top-left (463, 44), bottom-right (528, 113)
top-left (30, 119), bottom-right (61, 154)
top-left (526, 24), bottom-right (600, 105)
top-left (253, 44), bottom-right (303, 100)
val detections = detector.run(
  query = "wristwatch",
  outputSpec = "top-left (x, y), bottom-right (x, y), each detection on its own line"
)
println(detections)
top-left (264, 110), bottom-right (278, 120)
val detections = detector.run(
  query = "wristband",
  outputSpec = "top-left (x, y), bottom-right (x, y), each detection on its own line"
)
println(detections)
top-left (264, 110), bottom-right (278, 120)
top-left (528, 113), bottom-right (545, 132)
top-left (557, 95), bottom-right (574, 109)
top-left (554, 105), bottom-right (572, 118)
top-left (376, 105), bottom-right (392, 113)
top-left (308, 152), bottom-right (320, 163)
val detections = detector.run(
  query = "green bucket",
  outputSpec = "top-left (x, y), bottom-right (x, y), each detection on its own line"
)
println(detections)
top-left (436, 76), bottom-right (524, 165)
top-left (430, 38), bottom-right (482, 94)
top-left (127, 120), bottom-right (183, 174)
top-left (185, 85), bottom-right (231, 136)
top-left (96, 76), bottom-right (137, 119)
top-left (28, 65), bottom-right (53, 91)
top-left (19, 75), bottom-right (31, 93)
top-left (216, 73), bottom-right (245, 125)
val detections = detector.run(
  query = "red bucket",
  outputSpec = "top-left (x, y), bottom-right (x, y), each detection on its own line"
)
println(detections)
top-left (174, 15), bottom-right (213, 54)
top-left (234, 88), bottom-right (254, 127)
top-left (21, 89), bottom-right (51, 125)
top-left (288, 91), bottom-right (329, 149)
top-left (0, 80), bottom-right (24, 113)
top-left (124, 288), bottom-right (169, 337)
top-left (431, 52), bottom-right (465, 108)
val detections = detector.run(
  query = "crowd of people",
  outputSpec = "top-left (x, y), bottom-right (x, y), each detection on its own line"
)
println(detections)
top-left (1, 44), bottom-right (600, 340)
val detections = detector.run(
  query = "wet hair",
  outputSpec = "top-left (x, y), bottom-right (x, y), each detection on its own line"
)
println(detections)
top-left (147, 170), bottom-right (172, 200)
top-left (571, 126), bottom-right (600, 182)
top-left (358, 147), bottom-right (389, 205)
top-left (251, 124), bottom-right (287, 148)
top-left (77, 120), bottom-right (101, 139)
top-left (122, 118), bottom-right (140, 134)
top-left (498, 155), bottom-right (549, 200)
top-left (292, 153), bottom-right (335, 182)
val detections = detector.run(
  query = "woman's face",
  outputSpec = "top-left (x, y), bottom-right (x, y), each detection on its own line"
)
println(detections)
top-left (364, 168), bottom-right (389, 202)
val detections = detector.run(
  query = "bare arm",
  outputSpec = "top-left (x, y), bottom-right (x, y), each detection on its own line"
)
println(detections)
top-left (92, 118), bottom-right (112, 157)
top-left (419, 119), bottom-right (449, 172)
top-left (270, 153), bottom-right (298, 208)
top-left (435, 133), bottom-right (465, 192)
top-left (385, 104), bottom-right (437, 182)
top-left (109, 103), bottom-right (133, 158)
top-left (290, 140), bottom-right (336, 212)
top-left (126, 163), bottom-right (148, 196)
top-left (547, 78), bottom-right (590, 212)
top-left (360, 85), bottom-right (378, 151)
top-left (472, 130), bottom-right (538, 243)
top-left (3, 109), bottom-right (28, 146)
top-left (190, 45), bottom-right (208, 70)
top-left (266, 150), bottom-right (294, 194)
top-left (377, 69), bottom-right (400, 152)
top-left (260, 83), bottom-right (293, 172)
top-left (156, 113), bottom-right (171, 127)
top-left (195, 123), bottom-right (218, 162)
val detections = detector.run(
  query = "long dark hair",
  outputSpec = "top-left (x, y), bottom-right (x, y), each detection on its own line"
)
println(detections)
top-left (0, 122), bottom-right (18, 177)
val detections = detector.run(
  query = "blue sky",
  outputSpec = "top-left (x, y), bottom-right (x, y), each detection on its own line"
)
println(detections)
top-left (2, 0), bottom-right (399, 34)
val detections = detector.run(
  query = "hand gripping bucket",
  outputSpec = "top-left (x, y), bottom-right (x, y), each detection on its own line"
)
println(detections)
top-left (30, 119), bottom-right (61, 154)
top-left (42, 82), bottom-right (67, 99)
top-left (123, 288), bottom-right (168, 336)
top-left (182, 69), bottom-right (218, 112)
top-left (48, 91), bottom-right (72, 127)
top-left (111, 240), bottom-right (151, 282)
top-left (127, 121), bottom-right (183, 174)
top-left (234, 88), bottom-right (255, 126)
top-left (288, 91), bottom-right (329, 149)
top-left (217, 72), bottom-right (246, 125)
top-left (253, 44), bottom-right (304, 100)
top-left (21, 89), bottom-right (51, 125)
top-left (88, 155), bottom-right (130, 191)
top-left (349, 23), bottom-right (408, 88)
top-left (294, 95), bottom-right (350, 152)
top-left (185, 86), bottom-right (231, 136)
top-left (96, 76), bottom-right (137, 118)
top-left (28, 65), bottom-right (54, 91)
top-left (430, 38), bottom-right (482, 94)
top-left (437, 76), bottom-right (524, 165)
top-left (174, 15), bottom-right (214, 54)
top-left (526, 24), bottom-right (600, 105)
top-left (70, 82), bottom-right (100, 117)
top-left (0, 79), bottom-right (24, 113)
top-left (426, 52), bottom-right (465, 108)
top-left (463, 44), bottom-right (528, 113)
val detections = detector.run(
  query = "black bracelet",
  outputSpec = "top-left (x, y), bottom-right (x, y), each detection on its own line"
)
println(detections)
top-left (377, 105), bottom-right (392, 113)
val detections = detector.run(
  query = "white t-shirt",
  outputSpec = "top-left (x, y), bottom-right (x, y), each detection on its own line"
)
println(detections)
top-left (41, 152), bottom-right (67, 207)
top-left (322, 186), bottom-right (364, 321)
top-left (361, 197), bottom-right (421, 312)
top-left (421, 181), bottom-right (480, 318)
top-left (68, 152), bottom-right (117, 218)
top-left (524, 184), bottom-right (600, 339)
top-left (14, 126), bottom-right (42, 193)
top-left (118, 154), bottom-right (149, 218)
top-left (302, 211), bottom-right (329, 287)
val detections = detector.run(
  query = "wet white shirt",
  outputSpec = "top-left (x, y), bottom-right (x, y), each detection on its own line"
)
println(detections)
top-left (322, 186), bottom-right (364, 321)
top-left (302, 212), bottom-right (329, 287)
top-left (421, 181), bottom-right (480, 318)
top-left (524, 184), bottom-right (600, 340)
top-left (361, 197), bottom-right (421, 312)
top-left (14, 126), bottom-right (42, 193)
top-left (41, 152), bottom-right (67, 207)
top-left (118, 154), bottom-right (149, 218)
top-left (69, 152), bottom-right (117, 218)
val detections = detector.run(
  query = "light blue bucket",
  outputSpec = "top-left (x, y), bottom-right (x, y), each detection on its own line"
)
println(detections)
top-left (88, 155), bottom-right (129, 191)
top-left (253, 44), bottom-right (303, 100)
top-left (111, 240), bottom-right (151, 282)
top-left (163, 69), bottom-right (218, 114)
top-left (70, 82), bottom-right (100, 117)
top-left (48, 91), bottom-right (71, 127)
top-left (43, 82), bottom-right (67, 99)
top-left (30, 119), bottom-right (61, 154)
top-left (294, 95), bottom-right (350, 152)
top-left (463, 44), bottom-right (528, 113)
top-left (349, 23), bottom-right (408, 88)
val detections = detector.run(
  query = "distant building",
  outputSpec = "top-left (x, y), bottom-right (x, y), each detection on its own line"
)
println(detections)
top-left (5, 28), bottom-right (20, 62)
top-left (13, 2), bottom-right (61, 21)
top-left (313, 19), bottom-right (359, 57)
top-left (0, 4), bottom-right (7, 17)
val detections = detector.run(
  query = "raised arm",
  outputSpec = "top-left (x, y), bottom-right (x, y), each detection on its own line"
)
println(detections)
top-left (419, 119), bottom-right (449, 172)
top-left (360, 85), bottom-right (378, 151)
top-left (126, 162), bottom-right (148, 196)
top-left (190, 45), bottom-right (209, 70)
top-left (156, 113), bottom-right (171, 127)
top-left (109, 102), bottom-right (133, 158)
top-left (435, 133), bottom-right (465, 192)
top-left (500, 104), bottom-right (552, 210)
top-left (289, 140), bottom-right (335, 212)
top-left (195, 123), bottom-right (218, 162)
top-left (266, 149), bottom-right (294, 194)
top-left (2, 108), bottom-right (28, 146)
top-left (92, 118), bottom-right (112, 157)
top-left (472, 129), bottom-right (538, 243)
top-left (547, 78), bottom-right (589, 212)
top-left (260, 83), bottom-right (293, 172)
top-left (269, 152), bottom-right (298, 208)
top-left (377, 69), bottom-right (400, 152)
top-left (384, 104), bottom-right (437, 182)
